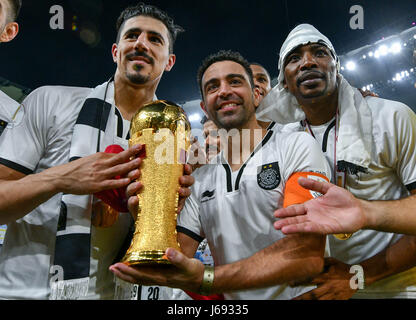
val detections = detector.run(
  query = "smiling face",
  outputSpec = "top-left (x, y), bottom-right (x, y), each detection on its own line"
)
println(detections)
top-left (283, 43), bottom-right (338, 103)
top-left (200, 60), bottom-right (260, 130)
top-left (250, 64), bottom-right (271, 101)
top-left (112, 15), bottom-right (175, 86)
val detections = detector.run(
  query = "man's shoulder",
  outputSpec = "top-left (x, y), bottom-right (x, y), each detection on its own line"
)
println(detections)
top-left (365, 96), bottom-right (415, 118)
top-left (278, 121), bottom-right (303, 134)
top-left (26, 85), bottom-right (92, 102)
top-left (363, 96), bottom-right (416, 136)
top-left (271, 128), bottom-right (316, 147)
top-left (22, 85), bottom-right (93, 116)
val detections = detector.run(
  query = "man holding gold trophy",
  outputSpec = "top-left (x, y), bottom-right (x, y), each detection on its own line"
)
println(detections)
top-left (110, 50), bottom-right (334, 300)
top-left (0, 3), bottom-right (194, 300)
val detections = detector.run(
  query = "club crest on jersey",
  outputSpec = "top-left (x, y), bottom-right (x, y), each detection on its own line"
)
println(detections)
top-left (257, 162), bottom-right (281, 190)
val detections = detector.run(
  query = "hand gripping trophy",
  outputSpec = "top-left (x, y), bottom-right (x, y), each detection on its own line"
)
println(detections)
top-left (122, 100), bottom-right (191, 266)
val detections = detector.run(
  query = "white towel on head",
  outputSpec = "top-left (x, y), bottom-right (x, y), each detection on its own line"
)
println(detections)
top-left (256, 24), bottom-right (372, 171)
top-left (277, 23), bottom-right (340, 84)
top-left (257, 23), bottom-right (340, 124)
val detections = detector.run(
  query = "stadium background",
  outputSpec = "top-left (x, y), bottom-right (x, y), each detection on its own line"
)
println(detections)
top-left (1, 0), bottom-right (415, 130)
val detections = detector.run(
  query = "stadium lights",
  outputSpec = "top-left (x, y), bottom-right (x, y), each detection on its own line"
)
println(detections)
top-left (393, 73), bottom-right (402, 81)
top-left (390, 42), bottom-right (402, 54)
top-left (339, 27), bottom-right (416, 91)
top-left (365, 42), bottom-right (402, 59)
top-left (379, 45), bottom-right (389, 56)
top-left (189, 113), bottom-right (202, 122)
top-left (346, 61), bottom-right (356, 71)
top-left (392, 69), bottom-right (413, 81)
top-left (361, 84), bottom-right (374, 91)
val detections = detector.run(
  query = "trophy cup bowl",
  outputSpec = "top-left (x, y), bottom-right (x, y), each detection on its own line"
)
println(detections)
top-left (122, 100), bottom-right (191, 266)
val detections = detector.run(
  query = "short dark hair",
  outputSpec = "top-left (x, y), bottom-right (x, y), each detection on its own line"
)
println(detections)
top-left (115, 2), bottom-right (184, 53)
top-left (197, 50), bottom-right (254, 98)
top-left (7, 0), bottom-right (22, 22)
top-left (250, 62), bottom-right (271, 81)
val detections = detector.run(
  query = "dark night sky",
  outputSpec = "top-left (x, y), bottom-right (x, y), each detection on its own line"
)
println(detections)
top-left (1, 0), bottom-right (416, 104)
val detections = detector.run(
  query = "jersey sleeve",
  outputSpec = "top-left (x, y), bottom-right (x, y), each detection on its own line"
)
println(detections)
top-left (391, 103), bottom-right (416, 192)
top-left (0, 88), bottom-right (48, 174)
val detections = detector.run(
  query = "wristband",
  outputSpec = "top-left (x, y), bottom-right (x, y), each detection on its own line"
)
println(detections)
top-left (199, 266), bottom-right (215, 296)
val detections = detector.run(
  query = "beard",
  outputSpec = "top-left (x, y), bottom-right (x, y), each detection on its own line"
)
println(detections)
top-left (214, 105), bottom-right (254, 131)
top-left (126, 68), bottom-right (151, 85)
top-left (299, 88), bottom-right (328, 99)
top-left (124, 51), bottom-right (155, 84)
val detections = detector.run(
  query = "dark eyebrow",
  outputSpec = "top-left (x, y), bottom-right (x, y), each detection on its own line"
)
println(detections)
top-left (203, 73), bottom-right (247, 92)
top-left (123, 28), bottom-right (166, 43)
top-left (255, 72), bottom-right (268, 78)
top-left (226, 74), bottom-right (246, 82)
top-left (285, 43), bottom-right (331, 67)
top-left (123, 27), bottom-right (141, 36)
top-left (203, 78), bottom-right (219, 92)
top-left (148, 30), bottom-right (166, 43)
top-left (288, 43), bottom-right (329, 56)
top-left (309, 43), bottom-right (330, 51)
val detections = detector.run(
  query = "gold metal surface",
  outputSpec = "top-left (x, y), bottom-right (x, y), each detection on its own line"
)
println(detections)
top-left (122, 101), bottom-right (191, 266)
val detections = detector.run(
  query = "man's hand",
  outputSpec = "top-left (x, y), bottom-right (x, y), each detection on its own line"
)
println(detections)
top-left (293, 258), bottom-right (357, 300)
top-left (127, 164), bottom-right (194, 220)
top-left (274, 177), bottom-right (366, 235)
top-left (178, 164), bottom-right (195, 211)
top-left (52, 144), bottom-right (144, 195)
top-left (110, 248), bottom-right (205, 293)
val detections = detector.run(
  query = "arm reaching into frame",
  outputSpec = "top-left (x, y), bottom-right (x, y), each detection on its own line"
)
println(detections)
top-left (110, 232), bottom-right (325, 295)
top-left (0, 144), bottom-right (144, 224)
top-left (274, 177), bottom-right (416, 236)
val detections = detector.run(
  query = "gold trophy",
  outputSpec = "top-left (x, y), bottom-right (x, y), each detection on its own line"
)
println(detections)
top-left (122, 100), bottom-right (191, 266)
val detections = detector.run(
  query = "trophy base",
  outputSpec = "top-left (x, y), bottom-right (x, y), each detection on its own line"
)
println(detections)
top-left (122, 250), bottom-right (172, 266)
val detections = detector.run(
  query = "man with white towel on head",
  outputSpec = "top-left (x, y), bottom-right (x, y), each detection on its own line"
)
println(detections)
top-left (257, 24), bottom-right (416, 299)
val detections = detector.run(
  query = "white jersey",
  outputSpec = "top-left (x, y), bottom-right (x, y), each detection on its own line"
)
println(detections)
top-left (178, 127), bottom-right (331, 300)
top-left (282, 96), bottom-right (416, 298)
top-left (0, 86), bottom-right (186, 300)
top-left (0, 91), bottom-right (20, 250)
